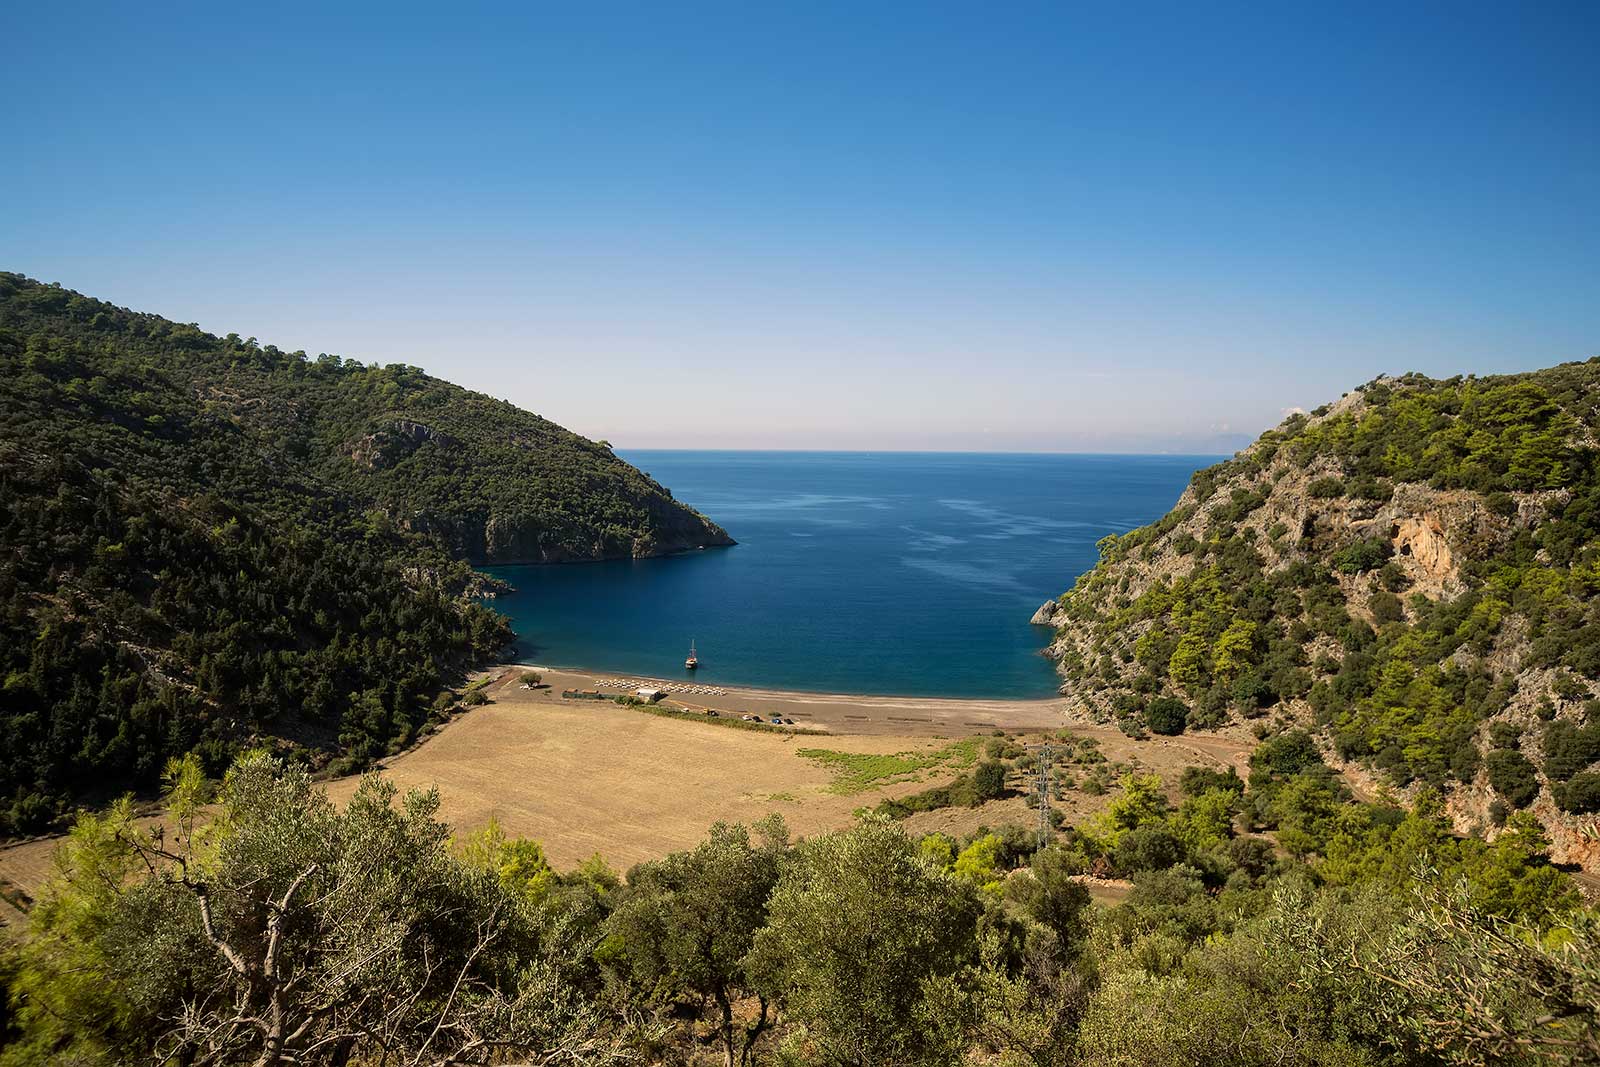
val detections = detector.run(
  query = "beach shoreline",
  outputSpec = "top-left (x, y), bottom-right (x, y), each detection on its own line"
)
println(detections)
top-left (493, 663), bottom-right (1069, 736)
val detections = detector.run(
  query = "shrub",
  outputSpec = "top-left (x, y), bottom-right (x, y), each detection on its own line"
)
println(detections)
top-left (1369, 591), bottom-right (1404, 625)
top-left (1488, 722), bottom-right (1522, 751)
top-left (1230, 673), bottom-right (1274, 713)
top-left (1379, 562), bottom-right (1410, 591)
top-left (984, 738), bottom-right (1022, 760)
top-left (1483, 491), bottom-right (1518, 518)
top-left (1541, 722), bottom-right (1600, 781)
top-left (1250, 730), bottom-right (1323, 780)
top-left (1179, 766), bottom-right (1243, 797)
top-left (972, 761), bottom-right (1007, 802)
top-left (1484, 750), bottom-right (1539, 809)
top-left (1349, 476), bottom-right (1395, 502)
top-left (1112, 692), bottom-right (1144, 717)
top-left (1554, 672), bottom-right (1589, 701)
top-left (1146, 697), bottom-right (1189, 736)
top-left (1555, 772), bottom-right (1600, 814)
top-left (1308, 476), bottom-right (1345, 499)
top-left (461, 689), bottom-right (488, 707)
top-left (1113, 823), bottom-right (1184, 874)
top-left (1333, 537), bottom-right (1393, 574)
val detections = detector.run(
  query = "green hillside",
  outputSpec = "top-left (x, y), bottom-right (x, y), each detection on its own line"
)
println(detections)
top-left (0, 274), bottom-right (729, 831)
top-left (1042, 363), bottom-right (1600, 864)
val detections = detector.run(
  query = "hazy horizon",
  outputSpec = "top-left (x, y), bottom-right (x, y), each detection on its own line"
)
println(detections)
top-left (7, 4), bottom-right (1596, 452)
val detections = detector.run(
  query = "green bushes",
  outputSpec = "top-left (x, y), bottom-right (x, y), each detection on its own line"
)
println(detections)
top-left (1555, 772), bottom-right (1600, 813)
top-left (1489, 722), bottom-right (1523, 750)
top-left (1250, 729), bottom-right (1324, 781)
top-left (1290, 377), bottom-right (1578, 493)
top-left (1333, 536), bottom-right (1392, 574)
top-left (1485, 750), bottom-right (1540, 808)
top-left (14, 747), bottom-right (1585, 1067)
top-left (1146, 696), bottom-right (1189, 736)
top-left (1369, 590), bottom-right (1404, 625)
top-left (973, 760), bottom-right (1007, 800)
top-left (1555, 771), bottom-right (1600, 812)
top-left (1308, 476), bottom-right (1345, 498)
top-left (1047, 360), bottom-right (1600, 831)
top-left (875, 759), bottom-right (1010, 818)
top-left (1541, 721), bottom-right (1600, 781)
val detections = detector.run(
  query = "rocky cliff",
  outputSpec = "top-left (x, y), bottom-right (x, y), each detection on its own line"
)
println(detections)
top-left (1039, 364), bottom-right (1600, 870)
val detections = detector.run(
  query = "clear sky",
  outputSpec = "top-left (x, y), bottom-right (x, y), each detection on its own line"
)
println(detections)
top-left (5, 3), bottom-right (1597, 453)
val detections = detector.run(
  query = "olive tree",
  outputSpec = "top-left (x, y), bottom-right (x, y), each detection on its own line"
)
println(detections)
top-left (747, 816), bottom-right (981, 1067)
top-left (3, 753), bottom-right (628, 1067)
top-left (604, 817), bottom-right (788, 1067)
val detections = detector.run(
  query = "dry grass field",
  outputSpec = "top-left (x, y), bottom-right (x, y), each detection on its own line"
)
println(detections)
top-left (0, 669), bottom-right (1256, 913)
top-left (326, 694), bottom-right (980, 871)
top-left (325, 672), bottom-right (1255, 872)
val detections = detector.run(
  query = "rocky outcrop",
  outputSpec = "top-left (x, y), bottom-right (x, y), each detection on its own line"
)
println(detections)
top-left (346, 420), bottom-right (461, 471)
top-left (1390, 515), bottom-right (1452, 582)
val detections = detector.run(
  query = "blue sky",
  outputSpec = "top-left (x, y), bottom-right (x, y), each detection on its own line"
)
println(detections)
top-left (5, 3), bottom-right (1597, 452)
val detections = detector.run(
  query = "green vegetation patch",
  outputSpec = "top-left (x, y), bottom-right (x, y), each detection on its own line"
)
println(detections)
top-left (798, 737), bottom-right (982, 794)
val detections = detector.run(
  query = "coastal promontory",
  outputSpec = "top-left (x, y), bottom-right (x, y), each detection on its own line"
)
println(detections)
top-left (1041, 364), bottom-right (1600, 869)
top-left (0, 273), bottom-right (729, 829)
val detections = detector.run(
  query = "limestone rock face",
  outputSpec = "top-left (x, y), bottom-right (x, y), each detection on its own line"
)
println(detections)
top-left (1031, 600), bottom-right (1063, 627)
top-left (1390, 515), bottom-right (1454, 586)
top-left (345, 419), bottom-right (458, 471)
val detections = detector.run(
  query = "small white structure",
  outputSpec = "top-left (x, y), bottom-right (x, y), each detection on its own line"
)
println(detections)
top-left (636, 687), bottom-right (666, 704)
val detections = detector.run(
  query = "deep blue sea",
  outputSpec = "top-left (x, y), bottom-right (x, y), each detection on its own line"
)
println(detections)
top-left (485, 451), bottom-right (1213, 699)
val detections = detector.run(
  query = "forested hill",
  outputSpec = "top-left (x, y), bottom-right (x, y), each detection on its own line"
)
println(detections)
top-left (1038, 362), bottom-right (1600, 870)
top-left (0, 273), bottom-right (728, 832)
top-left (0, 275), bottom-right (730, 564)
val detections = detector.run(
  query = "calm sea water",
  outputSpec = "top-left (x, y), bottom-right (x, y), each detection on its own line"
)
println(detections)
top-left (485, 451), bottom-right (1212, 699)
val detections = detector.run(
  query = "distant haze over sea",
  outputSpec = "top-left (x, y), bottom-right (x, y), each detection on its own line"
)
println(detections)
top-left (487, 451), bottom-right (1214, 698)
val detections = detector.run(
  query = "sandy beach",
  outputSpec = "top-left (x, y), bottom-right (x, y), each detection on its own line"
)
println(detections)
top-left (506, 664), bottom-right (1071, 736)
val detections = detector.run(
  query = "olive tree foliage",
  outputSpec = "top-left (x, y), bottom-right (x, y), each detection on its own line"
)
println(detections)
top-left (2, 753), bottom-right (629, 1067)
top-left (1075, 881), bottom-right (1399, 1067)
top-left (602, 816), bottom-right (788, 1067)
top-left (967, 849), bottom-right (1097, 1067)
top-left (747, 816), bottom-right (982, 1067)
top-left (1278, 874), bottom-right (1600, 1066)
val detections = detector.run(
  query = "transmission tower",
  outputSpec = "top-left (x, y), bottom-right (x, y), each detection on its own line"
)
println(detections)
top-left (1032, 742), bottom-right (1054, 848)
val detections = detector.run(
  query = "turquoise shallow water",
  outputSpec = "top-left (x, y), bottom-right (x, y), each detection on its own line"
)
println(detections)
top-left (485, 451), bottom-right (1213, 699)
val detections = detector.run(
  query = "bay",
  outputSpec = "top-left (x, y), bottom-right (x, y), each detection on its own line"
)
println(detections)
top-left (485, 451), bottom-right (1214, 698)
